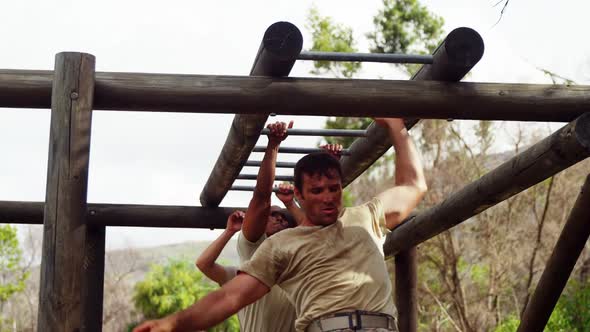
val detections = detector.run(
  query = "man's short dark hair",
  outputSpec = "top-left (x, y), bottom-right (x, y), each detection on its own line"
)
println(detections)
top-left (294, 152), bottom-right (343, 193)
top-left (280, 209), bottom-right (297, 228)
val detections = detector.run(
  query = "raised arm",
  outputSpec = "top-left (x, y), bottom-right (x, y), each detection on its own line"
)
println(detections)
top-left (196, 211), bottom-right (244, 286)
top-left (374, 118), bottom-right (427, 230)
top-left (241, 120), bottom-right (293, 241)
top-left (132, 273), bottom-right (270, 332)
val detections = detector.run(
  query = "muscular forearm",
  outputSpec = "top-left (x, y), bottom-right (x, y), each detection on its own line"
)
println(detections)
top-left (168, 287), bottom-right (240, 331)
top-left (243, 142), bottom-right (279, 240)
top-left (255, 142), bottom-right (280, 197)
top-left (386, 121), bottom-right (427, 189)
top-left (196, 230), bottom-right (234, 271)
top-left (166, 274), bottom-right (269, 332)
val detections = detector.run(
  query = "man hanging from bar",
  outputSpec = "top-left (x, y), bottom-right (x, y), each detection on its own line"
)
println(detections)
top-left (194, 139), bottom-right (342, 331)
top-left (133, 117), bottom-right (427, 332)
top-left (196, 120), bottom-right (299, 332)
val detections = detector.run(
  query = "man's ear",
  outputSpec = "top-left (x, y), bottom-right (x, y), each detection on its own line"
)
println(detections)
top-left (294, 186), bottom-right (304, 203)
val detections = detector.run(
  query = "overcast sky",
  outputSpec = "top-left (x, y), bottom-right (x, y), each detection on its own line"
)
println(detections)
top-left (1, 0), bottom-right (588, 250)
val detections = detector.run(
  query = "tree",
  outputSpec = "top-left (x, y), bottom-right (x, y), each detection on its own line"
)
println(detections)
top-left (0, 224), bottom-right (29, 328)
top-left (306, 6), bottom-right (360, 79)
top-left (306, 0), bottom-right (445, 149)
top-left (133, 260), bottom-right (239, 332)
top-left (368, 0), bottom-right (444, 76)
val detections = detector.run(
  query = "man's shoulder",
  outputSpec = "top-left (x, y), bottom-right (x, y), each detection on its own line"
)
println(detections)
top-left (267, 227), bottom-right (301, 241)
top-left (341, 197), bottom-right (382, 216)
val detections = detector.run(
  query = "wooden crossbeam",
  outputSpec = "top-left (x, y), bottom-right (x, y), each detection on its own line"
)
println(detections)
top-left (383, 113), bottom-right (590, 257)
top-left (1, 71), bottom-right (589, 121)
top-left (0, 201), bottom-right (244, 229)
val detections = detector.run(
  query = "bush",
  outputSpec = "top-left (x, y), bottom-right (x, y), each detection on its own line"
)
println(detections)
top-left (133, 260), bottom-right (239, 331)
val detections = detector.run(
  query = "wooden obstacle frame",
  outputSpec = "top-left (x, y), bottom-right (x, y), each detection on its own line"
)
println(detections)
top-left (0, 21), bottom-right (589, 332)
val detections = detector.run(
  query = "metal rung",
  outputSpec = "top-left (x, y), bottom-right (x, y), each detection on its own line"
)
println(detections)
top-left (237, 174), bottom-right (294, 181)
top-left (298, 51), bottom-right (434, 64)
top-left (230, 186), bottom-right (293, 193)
top-left (245, 160), bottom-right (296, 168)
top-left (252, 146), bottom-right (352, 155)
top-left (261, 128), bottom-right (367, 137)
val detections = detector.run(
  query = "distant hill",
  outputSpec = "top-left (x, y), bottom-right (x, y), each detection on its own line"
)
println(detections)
top-left (104, 238), bottom-right (241, 281)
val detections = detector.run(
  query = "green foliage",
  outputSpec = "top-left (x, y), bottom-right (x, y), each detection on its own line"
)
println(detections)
top-left (133, 260), bottom-right (239, 331)
top-left (368, 0), bottom-right (444, 76)
top-left (342, 189), bottom-right (355, 207)
top-left (561, 281), bottom-right (590, 331)
top-left (0, 225), bottom-right (29, 304)
top-left (493, 303), bottom-right (572, 332)
top-left (307, 0), bottom-right (445, 148)
top-left (493, 282), bottom-right (590, 332)
top-left (493, 315), bottom-right (520, 332)
top-left (306, 7), bottom-right (361, 78)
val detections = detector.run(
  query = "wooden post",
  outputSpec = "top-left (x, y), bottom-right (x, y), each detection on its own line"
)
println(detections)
top-left (517, 175), bottom-right (590, 332)
top-left (384, 112), bottom-right (590, 256)
top-left (37, 52), bottom-right (97, 331)
top-left (395, 247), bottom-right (418, 332)
top-left (340, 27), bottom-right (484, 187)
top-left (81, 225), bottom-right (105, 332)
top-left (199, 21), bottom-right (302, 207)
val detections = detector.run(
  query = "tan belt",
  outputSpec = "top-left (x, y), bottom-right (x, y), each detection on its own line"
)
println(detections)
top-left (306, 310), bottom-right (397, 331)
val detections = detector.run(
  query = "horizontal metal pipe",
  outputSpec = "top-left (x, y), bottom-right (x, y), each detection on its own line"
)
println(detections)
top-left (237, 174), bottom-right (294, 181)
top-left (245, 160), bottom-right (296, 168)
top-left (252, 146), bottom-right (352, 155)
top-left (0, 201), bottom-right (244, 229)
top-left (298, 51), bottom-right (433, 64)
top-left (230, 186), bottom-right (292, 193)
top-left (384, 112), bottom-right (590, 256)
top-left (1, 69), bottom-right (589, 122)
top-left (517, 175), bottom-right (590, 332)
top-left (260, 128), bottom-right (367, 137)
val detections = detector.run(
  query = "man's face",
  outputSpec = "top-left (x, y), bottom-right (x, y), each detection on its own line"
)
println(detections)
top-left (265, 206), bottom-right (290, 237)
top-left (296, 170), bottom-right (343, 226)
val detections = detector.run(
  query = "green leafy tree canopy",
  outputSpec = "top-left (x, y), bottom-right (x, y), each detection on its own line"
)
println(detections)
top-left (0, 225), bottom-right (29, 304)
top-left (307, 6), bottom-right (360, 78)
top-left (133, 260), bottom-right (239, 331)
top-left (307, 0), bottom-right (445, 147)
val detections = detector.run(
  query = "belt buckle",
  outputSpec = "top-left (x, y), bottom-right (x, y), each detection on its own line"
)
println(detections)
top-left (333, 311), bottom-right (358, 330)
top-left (355, 310), bottom-right (363, 329)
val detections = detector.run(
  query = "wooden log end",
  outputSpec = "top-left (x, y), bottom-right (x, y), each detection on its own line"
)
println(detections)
top-left (263, 21), bottom-right (303, 59)
top-left (444, 27), bottom-right (484, 67)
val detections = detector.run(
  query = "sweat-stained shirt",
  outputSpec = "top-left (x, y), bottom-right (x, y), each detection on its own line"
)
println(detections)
top-left (239, 198), bottom-right (396, 332)
top-left (224, 232), bottom-right (297, 332)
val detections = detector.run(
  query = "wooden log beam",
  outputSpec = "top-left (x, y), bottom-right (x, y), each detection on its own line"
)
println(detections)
top-left (0, 72), bottom-right (589, 121)
top-left (517, 175), bottom-right (590, 332)
top-left (0, 201), bottom-right (244, 229)
top-left (384, 112), bottom-right (590, 256)
top-left (37, 52), bottom-right (95, 332)
top-left (340, 27), bottom-right (484, 186)
top-left (199, 21), bottom-right (302, 207)
top-left (395, 247), bottom-right (418, 332)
